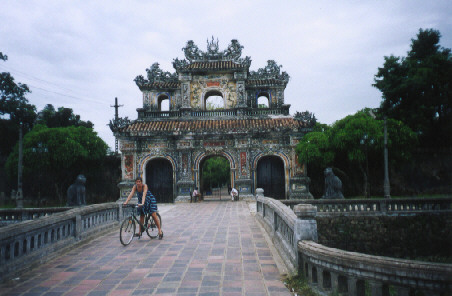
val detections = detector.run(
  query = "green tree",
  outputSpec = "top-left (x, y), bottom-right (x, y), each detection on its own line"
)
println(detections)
top-left (5, 124), bottom-right (108, 205)
top-left (201, 156), bottom-right (230, 190)
top-left (0, 52), bottom-right (37, 156)
top-left (36, 104), bottom-right (94, 128)
top-left (295, 126), bottom-right (334, 169)
top-left (373, 29), bottom-right (452, 148)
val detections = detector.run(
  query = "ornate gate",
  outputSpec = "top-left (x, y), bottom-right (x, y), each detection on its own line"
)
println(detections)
top-left (257, 156), bottom-right (285, 200)
top-left (145, 158), bottom-right (173, 203)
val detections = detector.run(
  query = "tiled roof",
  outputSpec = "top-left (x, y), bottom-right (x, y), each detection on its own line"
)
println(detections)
top-left (247, 79), bottom-right (287, 86)
top-left (119, 118), bottom-right (306, 134)
top-left (138, 81), bottom-right (180, 89)
top-left (181, 61), bottom-right (247, 71)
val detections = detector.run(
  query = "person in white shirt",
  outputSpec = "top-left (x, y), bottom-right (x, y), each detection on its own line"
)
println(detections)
top-left (192, 187), bottom-right (200, 202)
top-left (230, 187), bottom-right (238, 201)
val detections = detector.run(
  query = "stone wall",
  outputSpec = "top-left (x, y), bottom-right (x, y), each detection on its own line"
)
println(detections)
top-left (317, 213), bottom-right (452, 260)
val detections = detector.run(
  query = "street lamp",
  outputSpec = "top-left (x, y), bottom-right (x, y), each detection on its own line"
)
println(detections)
top-left (360, 133), bottom-right (374, 198)
top-left (32, 142), bottom-right (48, 205)
top-left (305, 140), bottom-right (310, 177)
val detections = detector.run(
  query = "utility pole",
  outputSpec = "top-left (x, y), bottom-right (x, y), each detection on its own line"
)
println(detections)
top-left (110, 97), bottom-right (123, 154)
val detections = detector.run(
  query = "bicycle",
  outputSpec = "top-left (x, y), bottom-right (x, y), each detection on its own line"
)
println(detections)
top-left (120, 204), bottom-right (162, 246)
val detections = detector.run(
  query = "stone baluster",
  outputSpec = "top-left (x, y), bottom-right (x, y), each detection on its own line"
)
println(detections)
top-left (368, 280), bottom-right (383, 296)
top-left (330, 272), bottom-right (339, 293)
top-left (347, 277), bottom-right (358, 296)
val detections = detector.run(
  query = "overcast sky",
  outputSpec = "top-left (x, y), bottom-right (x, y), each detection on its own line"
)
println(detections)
top-left (1, 1), bottom-right (451, 150)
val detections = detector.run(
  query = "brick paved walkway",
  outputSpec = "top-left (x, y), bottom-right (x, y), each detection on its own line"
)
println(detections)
top-left (0, 201), bottom-right (292, 296)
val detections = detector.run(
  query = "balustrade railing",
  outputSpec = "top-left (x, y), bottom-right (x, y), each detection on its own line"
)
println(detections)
top-left (282, 197), bottom-right (452, 215)
top-left (299, 241), bottom-right (452, 296)
top-left (257, 194), bottom-right (452, 295)
top-left (0, 203), bottom-right (127, 282)
top-left (0, 208), bottom-right (71, 226)
top-left (190, 109), bottom-right (237, 117)
top-left (136, 107), bottom-right (292, 119)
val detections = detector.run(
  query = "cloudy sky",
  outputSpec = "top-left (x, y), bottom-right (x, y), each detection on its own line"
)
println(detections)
top-left (1, 1), bottom-right (451, 150)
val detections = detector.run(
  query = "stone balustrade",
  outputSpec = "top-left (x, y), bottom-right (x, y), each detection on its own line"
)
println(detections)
top-left (0, 203), bottom-right (128, 282)
top-left (0, 208), bottom-right (71, 226)
top-left (299, 241), bottom-right (452, 295)
top-left (256, 194), bottom-right (452, 295)
top-left (136, 107), bottom-right (292, 119)
top-left (282, 197), bottom-right (452, 216)
top-left (256, 195), bottom-right (313, 273)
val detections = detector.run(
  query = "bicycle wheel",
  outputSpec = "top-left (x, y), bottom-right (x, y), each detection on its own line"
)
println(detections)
top-left (146, 212), bottom-right (161, 239)
top-left (120, 216), bottom-right (136, 246)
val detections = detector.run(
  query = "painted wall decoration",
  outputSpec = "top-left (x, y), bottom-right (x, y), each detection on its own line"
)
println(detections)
top-left (147, 142), bottom-right (167, 149)
top-left (204, 141), bottom-right (225, 147)
top-left (240, 152), bottom-right (247, 176)
top-left (124, 154), bottom-right (134, 180)
top-left (182, 153), bottom-right (188, 174)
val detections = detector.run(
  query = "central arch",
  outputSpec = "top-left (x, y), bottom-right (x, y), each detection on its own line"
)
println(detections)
top-left (256, 156), bottom-right (285, 200)
top-left (199, 155), bottom-right (231, 199)
top-left (204, 90), bottom-right (224, 110)
top-left (145, 158), bottom-right (173, 203)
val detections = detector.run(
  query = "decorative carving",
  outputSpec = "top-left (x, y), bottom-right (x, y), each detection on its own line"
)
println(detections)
top-left (124, 155), bottom-right (134, 179)
top-left (294, 111), bottom-right (317, 128)
top-left (134, 63), bottom-right (178, 88)
top-left (249, 60), bottom-right (290, 84)
top-left (109, 117), bottom-right (131, 132)
top-left (240, 152), bottom-right (247, 176)
top-left (173, 38), bottom-right (251, 69)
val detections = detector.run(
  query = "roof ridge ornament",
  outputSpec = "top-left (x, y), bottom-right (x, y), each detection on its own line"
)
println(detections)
top-left (249, 60), bottom-right (290, 84)
top-left (134, 63), bottom-right (178, 88)
top-left (173, 38), bottom-right (251, 70)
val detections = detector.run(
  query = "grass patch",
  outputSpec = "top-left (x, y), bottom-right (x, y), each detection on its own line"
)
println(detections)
top-left (283, 274), bottom-right (319, 296)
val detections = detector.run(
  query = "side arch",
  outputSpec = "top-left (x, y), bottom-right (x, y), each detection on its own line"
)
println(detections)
top-left (253, 152), bottom-right (290, 199)
top-left (138, 154), bottom-right (177, 203)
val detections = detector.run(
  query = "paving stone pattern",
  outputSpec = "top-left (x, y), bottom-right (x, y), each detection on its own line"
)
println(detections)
top-left (0, 201), bottom-right (291, 296)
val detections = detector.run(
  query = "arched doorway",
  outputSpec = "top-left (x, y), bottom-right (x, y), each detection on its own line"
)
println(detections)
top-left (158, 94), bottom-right (170, 111)
top-left (200, 155), bottom-right (231, 200)
top-left (145, 158), bottom-right (173, 203)
top-left (204, 90), bottom-right (224, 110)
top-left (256, 156), bottom-right (285, 199)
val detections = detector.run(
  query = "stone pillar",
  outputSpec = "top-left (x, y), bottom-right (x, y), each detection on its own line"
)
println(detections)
top-left (293, 204), bottom-right (317, 273)
top-left (293, 204), bottom-right (318, 243)
top-left (255, 188), bottom-right (264, 198)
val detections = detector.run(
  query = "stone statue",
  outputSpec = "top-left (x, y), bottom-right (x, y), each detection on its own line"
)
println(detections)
top-left (322, 168), bottom-right (344, 199)
top-left (67, 174), bottom-right (87, 206)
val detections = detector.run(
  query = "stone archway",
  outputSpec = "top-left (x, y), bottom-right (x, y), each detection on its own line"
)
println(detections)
top-left (256, 156), bottom-right (285, 200)
top-left (199, 155), bottom-right (231, 199)
top-left (145, 158), bottom-right (174, 203)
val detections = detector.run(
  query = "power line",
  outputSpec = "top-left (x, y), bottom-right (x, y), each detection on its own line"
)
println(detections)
top-left (0, 64), bottom-right (105, 105)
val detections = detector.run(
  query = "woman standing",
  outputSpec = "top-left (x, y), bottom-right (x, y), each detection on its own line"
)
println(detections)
top-left (123, 177), bottom-right (163, 239)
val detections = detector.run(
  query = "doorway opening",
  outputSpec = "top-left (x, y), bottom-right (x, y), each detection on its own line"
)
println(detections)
top-left (256, 156), bottom-right (285, 199)
top-left (200, 155), bottom-right (231, 200)
top-left (145, 158), bottom-right (173, 203)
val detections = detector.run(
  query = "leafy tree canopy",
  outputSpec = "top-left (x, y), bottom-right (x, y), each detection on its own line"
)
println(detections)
top-left (5, 124), bottom-right (108, 204)
top-left (373, 29), bottom-right (452, 147)
top-left (36, 104), bottom-right (94, 128)
top-left (201, 156), bottom-right (230, 189)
